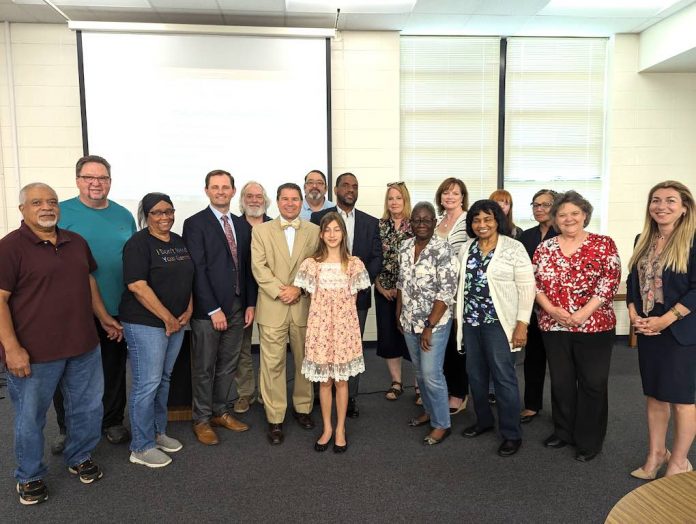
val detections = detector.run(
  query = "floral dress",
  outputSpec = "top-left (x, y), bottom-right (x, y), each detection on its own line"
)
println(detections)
top-left (295, 257), bottom-right (371, 382)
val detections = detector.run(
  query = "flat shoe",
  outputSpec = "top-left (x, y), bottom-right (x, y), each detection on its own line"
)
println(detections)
top-left (543, 434), bottom-right (569, 449)
top-left (424, 428), bottom-right (451, 446)
top-left (314, 438), bottom-right (331, 452)
top-left (498, 439), bottom-right (522, 457)
top-left (333, 439), bottom-right (348, 453)
top-left (520, 412), bottom-right (538, 424)
top-left (449, 396), bottom-right (468, 416)
top-left (575, 450), bottom-right (599, 462)
top-left (408, 415), bottom-right (431, 427)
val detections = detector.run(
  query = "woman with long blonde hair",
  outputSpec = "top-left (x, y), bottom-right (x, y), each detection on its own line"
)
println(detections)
top-left (627, 180), bottom-right (696, 478)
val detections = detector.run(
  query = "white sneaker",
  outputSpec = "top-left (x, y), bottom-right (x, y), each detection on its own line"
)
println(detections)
top-left (129, 448), bottom-right (172, 468)
top-left (155, 433), bottom-right (183, 453)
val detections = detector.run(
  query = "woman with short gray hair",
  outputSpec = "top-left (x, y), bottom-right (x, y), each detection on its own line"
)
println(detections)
top-left (533, 190), bottom-right (621, 462)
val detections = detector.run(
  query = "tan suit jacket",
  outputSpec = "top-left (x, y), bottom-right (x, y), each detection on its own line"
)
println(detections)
top-left (251, 218), bottom-right (319, 327)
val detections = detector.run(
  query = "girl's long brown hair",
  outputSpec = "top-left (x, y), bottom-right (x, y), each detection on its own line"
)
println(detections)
top-left (312, 211), bottom-right (351, 272)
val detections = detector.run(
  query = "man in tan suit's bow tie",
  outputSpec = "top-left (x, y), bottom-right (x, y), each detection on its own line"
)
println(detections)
top-left (251, 182), bottom-right (319, 445)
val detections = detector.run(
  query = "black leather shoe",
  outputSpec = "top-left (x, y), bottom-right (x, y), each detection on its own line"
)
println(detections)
top-left (267, 423), bottom-right (284, 445)
top-left (462, 424), bottom-right (494, 438)
top-left (543, 434), bottom-right (568, 449)
top-left (292, 411), bottom-right (315, 430)
top-left (347, 398), bottom-right (359, 418)
top-left (498, 439), bottom-right (522, 457)
top-left (575, 450), bottom-right (599, 462)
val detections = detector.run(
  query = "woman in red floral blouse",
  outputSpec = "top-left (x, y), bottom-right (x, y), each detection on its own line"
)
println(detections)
top-left (533, 190), bottom-right (621, 462)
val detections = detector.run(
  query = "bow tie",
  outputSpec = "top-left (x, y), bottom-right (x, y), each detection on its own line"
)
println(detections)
top-left (281, 218), bottom-right (301, 230)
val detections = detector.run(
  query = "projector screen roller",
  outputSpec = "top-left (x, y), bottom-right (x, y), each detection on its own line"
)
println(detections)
top-left (79, 31), bottom-right (330, 231)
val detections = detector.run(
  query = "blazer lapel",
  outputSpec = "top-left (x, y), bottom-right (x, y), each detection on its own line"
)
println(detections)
top-left (206, 208), bottom-right (232, 257)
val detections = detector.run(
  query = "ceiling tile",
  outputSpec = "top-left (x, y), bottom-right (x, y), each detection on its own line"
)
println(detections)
top-left (155, 10), bottom-right (225, 24)
top-left (285, 13), bottom-right (336, 28)
top-left (148, 0), bottom-right (218, 9)
top-left (216, 0), bottom-right (286, 11)
top-left (220, 13), bottom-right (286, 26)
top-left (338, 12), bottom-right (410, 30)
top-left (411, 0), bottom-right (483, 15)
top-left (519, 15), bottom-right (648, 36)
top-left (464, 14), bottom-right (532, 35)
top-left (476, 0), bottom-right (550, 16)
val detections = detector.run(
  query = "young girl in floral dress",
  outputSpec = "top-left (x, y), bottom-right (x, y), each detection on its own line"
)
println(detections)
top-left (294, 212), bottom-right (370, 453)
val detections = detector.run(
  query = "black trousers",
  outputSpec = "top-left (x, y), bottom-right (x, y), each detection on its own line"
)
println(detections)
top-left (54, 317), bottom-right (128, 431)
top-left (443, 320), bottom-right (469, 398)
top-left (523, 312), bottom-right (547, 412)
top-left (542, 329), bottom-right (615, 454)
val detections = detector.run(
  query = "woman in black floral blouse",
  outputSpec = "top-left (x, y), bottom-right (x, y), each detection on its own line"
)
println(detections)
top-left (374, 182), bottom-right (414, 401)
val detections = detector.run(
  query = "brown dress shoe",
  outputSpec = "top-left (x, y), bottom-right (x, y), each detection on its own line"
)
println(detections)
top-left (292, 411), bottom-right (315, 429)
top-left (267, 423), bottom-right (284, 445)
top-left (193, 422), bottom-right (219, 445)
top-left (211, 413), bottom-right (250, 432)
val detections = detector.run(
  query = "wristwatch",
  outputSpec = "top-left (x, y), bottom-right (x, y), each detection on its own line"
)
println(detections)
top-left (424, 319), bottom-right (432, 329)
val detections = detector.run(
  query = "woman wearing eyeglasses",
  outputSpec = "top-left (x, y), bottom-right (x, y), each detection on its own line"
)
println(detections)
top-left (374, 182), bottom-right (414, 401)
top-left (119, 193), bottom-right (194, 468)
top-left (397, 202), bottom-right (458, 445)
top-left (518, 189), bottom-right (558, 424)
top-left (434, 178), bottom-right (470, 415)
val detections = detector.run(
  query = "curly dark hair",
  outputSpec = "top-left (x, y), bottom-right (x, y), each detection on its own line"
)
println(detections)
top-left (465, 199), bottom-right (510, 238)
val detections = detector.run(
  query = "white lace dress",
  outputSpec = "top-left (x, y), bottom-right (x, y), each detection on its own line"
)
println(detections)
top-left (294, 257), bottom-right (370, 382)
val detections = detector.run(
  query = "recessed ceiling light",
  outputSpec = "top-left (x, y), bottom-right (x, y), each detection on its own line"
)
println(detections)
top-left (286, 0), bottom-right (417, 14)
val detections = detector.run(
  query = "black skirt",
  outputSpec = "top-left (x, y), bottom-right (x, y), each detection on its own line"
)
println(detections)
top-left (374, 288), bottom-right (410, 361)
top-left (638, 306), bottom-right (696, 404)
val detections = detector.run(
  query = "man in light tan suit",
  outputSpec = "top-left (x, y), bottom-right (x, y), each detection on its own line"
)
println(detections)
top-left (251, 182), bottom-right (319, 445)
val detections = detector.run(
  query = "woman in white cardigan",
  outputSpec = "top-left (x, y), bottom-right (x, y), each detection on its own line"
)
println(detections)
top-left (455, 199), bottom-right (536, 457)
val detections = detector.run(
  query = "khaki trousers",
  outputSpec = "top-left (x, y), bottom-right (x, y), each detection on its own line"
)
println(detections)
top-left (234, 324), bottom-right (257, 399)
top-left (258, 311), bottom-right (313, 423)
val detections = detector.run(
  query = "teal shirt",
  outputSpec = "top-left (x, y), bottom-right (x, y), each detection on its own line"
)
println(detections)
top-left (59, 197), bottom-right (136, 316)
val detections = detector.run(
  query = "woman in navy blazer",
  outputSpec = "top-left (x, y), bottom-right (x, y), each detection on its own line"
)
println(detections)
top-left (626, 180), bottom-right (696, 479)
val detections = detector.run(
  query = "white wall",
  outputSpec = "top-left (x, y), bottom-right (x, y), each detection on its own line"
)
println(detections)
top-left (2, 26), bottom-right (696, 339)
top-left (607, 34), bottom-right (696, 334)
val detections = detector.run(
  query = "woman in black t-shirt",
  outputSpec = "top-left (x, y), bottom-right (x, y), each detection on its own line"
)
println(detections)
top-left (120, 193), bottom-right (193, 469)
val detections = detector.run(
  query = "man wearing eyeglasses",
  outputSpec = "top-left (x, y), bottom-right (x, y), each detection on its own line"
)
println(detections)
top-left (50, 155), bottom-right (136, 453)
top-left (300, 169), bottom-right (334, 219)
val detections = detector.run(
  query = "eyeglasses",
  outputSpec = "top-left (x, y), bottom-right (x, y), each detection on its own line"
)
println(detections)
top-left (411, 218), bottom-right (434, 226)
top-left (149, 209), bottom-right (175, 218)
top-left (77, 175), bottom-right (111, 184)
top-left (305, 180), bottom-right (325, 187)
top-left (387, 181), bottom-right (405, 187)
top-left (530, 202), bottom-right (552, 209)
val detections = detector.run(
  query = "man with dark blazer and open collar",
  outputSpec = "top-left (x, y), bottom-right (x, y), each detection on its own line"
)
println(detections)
top-left (311, 172), bottom-right (382, 417)
top-left (252, 183), bottom-right (320, 445)
top-left (183, 170), bottom-right (257, 446)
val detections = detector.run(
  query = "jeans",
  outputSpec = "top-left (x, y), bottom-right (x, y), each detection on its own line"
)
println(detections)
top-left (123, 322), bottom-right (185, 453)
top-left (464, 322), bottom-right (522, 440)
top-left (7, 346), bottom-right (103, 483)
top-left (53, 316), bottom-right (129, 431)
top-left (403, 320), bottom-right (452, 430)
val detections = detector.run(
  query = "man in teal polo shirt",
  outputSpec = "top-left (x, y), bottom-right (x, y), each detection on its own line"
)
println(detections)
top-left (51, 155), bottom-right (136, 452)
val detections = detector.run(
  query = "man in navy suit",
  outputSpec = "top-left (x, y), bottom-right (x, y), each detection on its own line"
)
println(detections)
top-left (183, 170), bottom-right (258, 445)
top-left (311, 172), bottom-right (382, 417)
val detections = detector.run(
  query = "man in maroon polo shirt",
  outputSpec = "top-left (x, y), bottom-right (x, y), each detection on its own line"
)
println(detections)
top-left (0, 182), bottom-right (122, 506)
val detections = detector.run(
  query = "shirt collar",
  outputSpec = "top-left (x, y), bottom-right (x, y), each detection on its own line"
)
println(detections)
top-left (337, 206), bottom-right (355, 219)
top-left (209, 205), bottom-right (232, 222)
top-left (19, 220), bottom-right (70, 246)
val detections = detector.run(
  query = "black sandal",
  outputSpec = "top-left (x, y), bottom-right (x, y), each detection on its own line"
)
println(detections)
top-left (385, 381), bottom-right (403, 401)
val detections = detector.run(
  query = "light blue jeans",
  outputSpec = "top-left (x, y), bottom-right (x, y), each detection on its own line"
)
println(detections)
top-left (403, 320), bottom-right (452, 430)
top-left (7, 346), bottom-right (103, 483)
top-left (123, 322), bottom-right (185, 453)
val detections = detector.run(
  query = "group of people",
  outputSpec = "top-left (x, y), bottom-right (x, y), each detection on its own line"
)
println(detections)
top-left (0, 155), bottom-right (693, 507)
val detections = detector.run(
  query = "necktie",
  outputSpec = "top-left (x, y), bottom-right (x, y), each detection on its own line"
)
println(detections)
top-left (281, 218), bottom-right (301, 230)
top-left (221, 215), bottom-right (240, 294)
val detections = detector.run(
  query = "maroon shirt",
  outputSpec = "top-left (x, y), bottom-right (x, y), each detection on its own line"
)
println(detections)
top-left (0, 221), bottom-right (99, 363)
